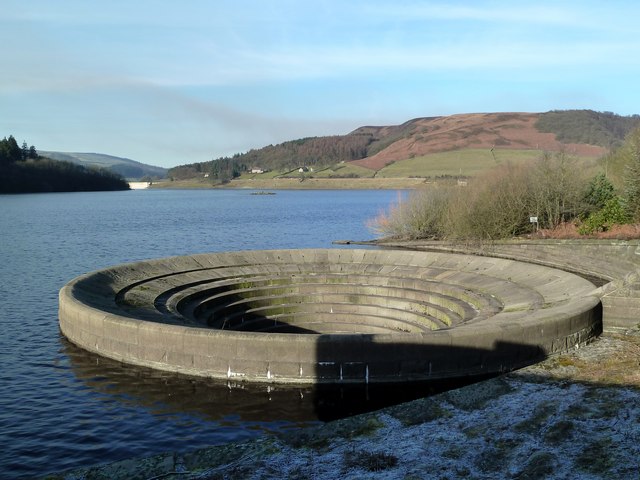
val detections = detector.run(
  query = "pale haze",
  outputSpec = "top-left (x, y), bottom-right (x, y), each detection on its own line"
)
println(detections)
top-left (2, 0), bottom-right (640, 168)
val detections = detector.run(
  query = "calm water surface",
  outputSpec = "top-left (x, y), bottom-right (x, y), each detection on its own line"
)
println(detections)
top-left (0, 188), bottom-right (411, 478)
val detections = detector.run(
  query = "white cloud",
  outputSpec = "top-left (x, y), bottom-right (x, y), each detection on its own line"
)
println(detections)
top-left (3, 0), bottom-right (639, 91)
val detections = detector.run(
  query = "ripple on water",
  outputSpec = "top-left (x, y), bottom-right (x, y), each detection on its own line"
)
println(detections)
top-left (0, 189), bottom-right (409, 478)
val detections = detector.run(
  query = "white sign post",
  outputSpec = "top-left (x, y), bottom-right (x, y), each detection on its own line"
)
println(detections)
top-left (529, 216), bottom-right (538, 232)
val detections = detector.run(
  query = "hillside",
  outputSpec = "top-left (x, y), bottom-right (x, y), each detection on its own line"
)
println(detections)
top-left (40, 151), bottom-right (167, 180)
top-left (350, 112), bottom-right (611, 171)
top-left (535, 110), bottom-right (640, 148)
top-left (167, 110), bottom-right (640, 183)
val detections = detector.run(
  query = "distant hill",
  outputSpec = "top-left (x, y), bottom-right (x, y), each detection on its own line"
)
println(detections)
top-left (0, 158), bottom-right (130, 193)
top-left (168, 110), bottom-right (640, 182)
top-left (1, 135), bottom-right (130, 193)
top-left (40, 151), bottom-right (168, 180)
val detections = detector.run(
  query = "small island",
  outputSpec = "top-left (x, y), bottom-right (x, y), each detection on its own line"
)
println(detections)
top-left (250, 191), bottom-right (276, 195)
top-left (0, 135), bottom-right (129, 194)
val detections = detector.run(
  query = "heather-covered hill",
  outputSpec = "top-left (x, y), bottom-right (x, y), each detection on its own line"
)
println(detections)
top-left (350, 112), bottom-right (616, 171)
top-left (168, 110), bottom-right (640, 182)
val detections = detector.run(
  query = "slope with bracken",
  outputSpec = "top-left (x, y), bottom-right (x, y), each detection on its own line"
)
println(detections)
top-left (349, 112), bottom-right (609, 171)
top-left (167, 110), bottom-right (640, 181)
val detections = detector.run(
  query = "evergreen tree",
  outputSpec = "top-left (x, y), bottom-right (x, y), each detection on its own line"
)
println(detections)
top-left (583, 172), bottom-right (615, 212)
top-left (0, 135), bottom-right (22, 164)
top-left (622, 128), bottom-right (640, 221)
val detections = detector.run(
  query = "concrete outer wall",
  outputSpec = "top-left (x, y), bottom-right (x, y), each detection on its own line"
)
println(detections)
top-left (380, 239), bottom-right (640, 331)
top-left (59, 249), bottom-right (601, 384)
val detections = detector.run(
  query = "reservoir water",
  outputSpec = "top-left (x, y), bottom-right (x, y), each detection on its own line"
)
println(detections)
top-left (0, 188), bottom-right (417, 478)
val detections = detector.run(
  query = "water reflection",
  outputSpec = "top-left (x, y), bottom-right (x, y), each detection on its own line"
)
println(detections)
top-left (62, 337), bottom-right (493, 426)
top-left (62, 338), bottom-right (318, 424)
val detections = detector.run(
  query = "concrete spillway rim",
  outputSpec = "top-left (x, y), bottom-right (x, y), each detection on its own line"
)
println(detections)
top-left (58, 248), bottom-right (602, 384)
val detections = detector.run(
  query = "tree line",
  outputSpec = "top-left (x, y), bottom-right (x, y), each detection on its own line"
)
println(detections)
top-left (0, 135), bottom-right (38, 164)
top-left (535, 110), bottom-right (640, 149)
top-left (0, 135), bottom-right (129, 193)
top-left (168, 133), bottom-right (375, 182)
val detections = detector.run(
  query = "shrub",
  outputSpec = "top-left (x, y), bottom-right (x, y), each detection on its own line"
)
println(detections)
top-left (371, 153), bottom-right (592, 240)
top-left (444, 162), bottom-right (533, 239)
top-left (578, 196), bottom-right (630, 234)
top-left (528, 152), bottom-right (587, 230)
top-left (367, 188), bottom-right (451, 239)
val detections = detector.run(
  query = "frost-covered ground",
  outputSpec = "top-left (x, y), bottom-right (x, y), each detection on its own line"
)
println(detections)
top-left (243, 379), bottom-right (638, 480)
top-left (56, 333), bottom-right (640, 480)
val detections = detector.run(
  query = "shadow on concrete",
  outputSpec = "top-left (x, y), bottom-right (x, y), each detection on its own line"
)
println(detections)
top-left (63, 267), bottom-right (603, 421)
top-left (62, 335), bottom-right (546, 424)
top-left (55, 330), bottom-right (640, 480)
top-left (311, 336), bottom-right (548, 421)
top-left (197, 289), bottom-right (320, 334)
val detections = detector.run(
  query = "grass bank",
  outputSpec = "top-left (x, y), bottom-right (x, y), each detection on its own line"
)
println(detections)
top-left (375, 148), bottom-right (545, 178)
top-left (152, 177), bottom-right (428, 190)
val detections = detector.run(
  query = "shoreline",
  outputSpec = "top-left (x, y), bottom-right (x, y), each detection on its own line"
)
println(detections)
top-left (150, 177), bottom-right (429, 190)
top-left (48, 330), bottom-right (639, 480)
top-left (46, 240), bottom-right (640, 479)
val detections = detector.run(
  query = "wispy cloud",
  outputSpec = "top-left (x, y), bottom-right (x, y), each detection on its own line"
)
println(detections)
top-left (363, 2), bottom-right (595, 27)
top-left (3, 0), bottom-right (640, 166)
top-left (3, 0), bottom-right (637, 90)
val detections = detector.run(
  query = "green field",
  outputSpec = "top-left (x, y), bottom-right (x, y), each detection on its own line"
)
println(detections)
top-left (375, 149), bottom-right (546, 178)
top-left (235, 163), bottom-right (376, 180)
top-left (308, 163), bottom-right (375, 178)
top-left (159, 147), bottom-right (604, 190)
top-left (236, 169), bottom-right (284, 180)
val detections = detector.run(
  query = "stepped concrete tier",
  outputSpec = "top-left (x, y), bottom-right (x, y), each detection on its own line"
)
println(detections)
top-left (59, 249), bottom-right (601, 384)
top-left (373, 239), bottom-right (640, 332)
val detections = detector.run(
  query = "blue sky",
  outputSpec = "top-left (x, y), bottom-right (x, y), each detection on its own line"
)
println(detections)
top-left (2, 1), bottom-right (640, 168)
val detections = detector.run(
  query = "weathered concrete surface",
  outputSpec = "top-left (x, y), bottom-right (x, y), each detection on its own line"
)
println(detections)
top-left (375, 239), bottom-right (640, 331)
top-left (59, 249), bottom-right (601, 384)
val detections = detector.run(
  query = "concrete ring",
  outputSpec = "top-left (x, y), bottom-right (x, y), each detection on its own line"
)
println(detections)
top-left (59, 249), bottom-right (601, 384)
